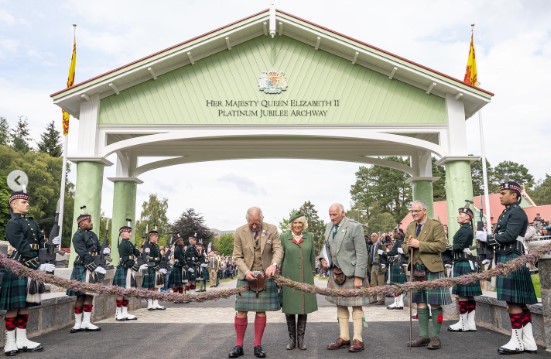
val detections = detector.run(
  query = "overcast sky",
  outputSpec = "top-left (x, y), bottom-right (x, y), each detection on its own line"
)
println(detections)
top-left (1, 0), bottom-right (550, 231)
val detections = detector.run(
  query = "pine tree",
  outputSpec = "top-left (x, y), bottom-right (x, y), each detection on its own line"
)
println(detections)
top-left (37, 120), bottom-right (62, 157)
top-left (0, 117), bottom-right (9, 146)
top-left (10, 116), bottom-right (32, 153)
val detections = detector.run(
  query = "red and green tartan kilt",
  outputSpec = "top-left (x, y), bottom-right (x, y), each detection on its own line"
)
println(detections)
top-left (234, 278), bottom-right (280, 312)
top-left (0, 269), bottom-right (35, 310)
top-left (452, 260), bottom-right (482, 297)
top-left (66, 264), bottom-right (87, 297)
top-left (142, 267), bottom-right (157, 289)
top-left (325, 270), bottom-right (369, 307)
top-left (168, 266), bottom-right (183, 287)
top-left (496, 252), bottom-right (537, 304)
top-left (389, 264), bottom-right (407, 285)
top-left (412, 265), bottom-right (452, 305)
top-left (113, 266), bottom-right (136, 288)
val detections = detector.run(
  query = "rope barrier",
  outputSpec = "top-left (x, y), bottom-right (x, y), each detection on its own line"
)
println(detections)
top-left (0, 241), bottom-right (549, 302)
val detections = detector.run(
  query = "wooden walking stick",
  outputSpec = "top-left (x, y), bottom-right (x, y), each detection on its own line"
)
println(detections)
top-left (408, 238), bottom-right (414, 351)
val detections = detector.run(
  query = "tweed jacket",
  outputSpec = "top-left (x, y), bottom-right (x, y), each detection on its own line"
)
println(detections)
top-left (232, 222), bottom-right (283, 280)
top-left (323, 217), bottom-right (367, 278)
top-left (402, 218), bottom-right (447, 273)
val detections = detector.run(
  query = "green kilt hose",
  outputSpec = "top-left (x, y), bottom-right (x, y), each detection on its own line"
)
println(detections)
top-left (113, 266), bottom-right (136, 288)
top-left (389, 264), bottom-right (407, 285)
top-left (0, 270), bottom-right (35, 310)
top-left (66, 264), bottom-right (87, 297)
top-left (325, 270), bottom-right (369, 307)
top-left (452, 260), bottom-right (482, 297)
top-left (234, 278), bottom-right (280, 312)
top-left (168, 266), bottom-right (183, 287)
top-left (412, 265), bottom-right (452, 305)
top-left (496, 252), bottom-right (537, 304)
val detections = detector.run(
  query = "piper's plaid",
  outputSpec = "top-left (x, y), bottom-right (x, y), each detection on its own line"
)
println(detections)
top-left (452, 261), bottom-right (482, 297)
top-left (412, 265), bottom-right (452, 305)
top-left (0, 270), bottom-right (34, 310)
top-left (168, 266), bottom-right (183, 287)
top-left (142, 267), bottom-right (156, 289)
top-left (496, 252), bottom-right (537, 304)
top-left (66, 264), bottom-right (87, 297)
top-left (325, 270), bottom-right (369, 307)
top-left (389, 264), bottom-right (407, 285)
top-left (113, 266), bottom-right (136, 288)
top-left (234, 278), bottom-right (280, 312)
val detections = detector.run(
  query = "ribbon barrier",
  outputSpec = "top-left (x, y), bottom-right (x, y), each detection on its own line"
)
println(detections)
top-left (0, 241), bottom-right (550, 302)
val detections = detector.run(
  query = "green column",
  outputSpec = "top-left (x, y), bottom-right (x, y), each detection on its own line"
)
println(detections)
top-left (412, 180), bottom-right (434, 218)
top-left (443, 160), bottom-right (474, 241)
top-left (70, 161), bottom-right (105, 267)
top-left (110, 180), bottom-right (137, 265)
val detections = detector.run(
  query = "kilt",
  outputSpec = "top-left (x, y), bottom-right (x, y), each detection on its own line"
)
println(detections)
top-left (142, 267), bottom-right (156, 289)
top-left (325, 270), bottom-right (369, 307)
top-left (412, 265), bottom-right (452, 305)
top-left (496, 252), bottom-right (537, 304)
top-left (0, 269), bottom-right (37, 310)
top-left (67, 264), bottom-right (87, 297)
top-left (234, 278), bottom-right (281, 312)
top-left (186, 266), bottom-right (198, 282)
top-left (389, 264), bottom-right (407, 285)
top-left (169, 266), bottom-right (184, 287)
top-left (198, 266), bottom-right (209, 280)
top-left (452, 260), bottom-right (482, 297)
top-left (113, 266), bottom-right (136, 288)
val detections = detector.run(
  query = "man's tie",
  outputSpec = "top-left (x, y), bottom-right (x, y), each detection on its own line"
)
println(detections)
top-left (332, 225), bottom-right (339, 238)
top-left (416, 223), bottom-right (422, 237)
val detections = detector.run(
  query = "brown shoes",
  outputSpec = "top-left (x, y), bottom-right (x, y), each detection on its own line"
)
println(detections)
top-left (348, 339), bottom-right (364, 352)
top-left (427, 337), bottom-right (441, 350)
top-left (327, 337), bottom-right (350, 350)
top-left (375, 300), bottom-right (385, 305)
top-left (407, 336), bottom-right (431, 347)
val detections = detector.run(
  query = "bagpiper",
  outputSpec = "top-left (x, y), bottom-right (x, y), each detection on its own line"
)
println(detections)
top-left (168, 235), bottom-right (186, 302)
top-left (66, 206), bottom-right (107, 333)
top-left (195, 240), bottom-right (208, 292)
top-left (112, 220), bottom-right (140, 321)
top-left (1, 190), bottom-right (53, 355)
top-left (184, 234), bottom-right (200, 295)
top-left (386, 228), bottom-right (408, 310)
top-left (142, 227), bottom-right (166, 310)
top-left (490, 180), bottom-right (538, 355)
top-left (448, 201), bottom-right (482, 333)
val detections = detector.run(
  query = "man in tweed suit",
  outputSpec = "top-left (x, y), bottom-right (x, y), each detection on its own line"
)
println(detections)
top-left (229, 207), bottom-right (283, 359)
top-left (322, 203), bottom-right (368, 353)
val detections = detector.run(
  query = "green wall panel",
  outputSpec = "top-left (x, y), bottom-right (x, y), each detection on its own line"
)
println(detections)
top-left (99, 36), bottom-right (446, 126)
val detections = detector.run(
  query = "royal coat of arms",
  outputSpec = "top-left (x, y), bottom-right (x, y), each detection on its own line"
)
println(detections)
top-left (258, 71), bottom-right (288, 94)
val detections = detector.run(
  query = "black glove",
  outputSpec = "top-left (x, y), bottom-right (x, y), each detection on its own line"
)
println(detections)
top-left (85, 262), bottom-right (98, 272)
top-left (131, 263), bottom-right (140, 271)
top-left (24, 257), bottom-right (40, 270)
top-left (486, 235), bottom-right (498, 247)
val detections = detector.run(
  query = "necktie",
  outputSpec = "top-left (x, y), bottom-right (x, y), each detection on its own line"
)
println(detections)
top-left (332, 225), bottom-right (339, 238)
top-left (416, 223), bottom-right (422, 237)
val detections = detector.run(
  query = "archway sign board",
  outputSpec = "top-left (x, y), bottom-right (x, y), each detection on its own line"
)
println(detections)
top-left (51, 9), bottom-right (493, 265)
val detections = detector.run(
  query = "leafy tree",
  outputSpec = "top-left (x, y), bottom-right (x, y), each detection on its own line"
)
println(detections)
top-left (470, 157), bottom-right (497, 195)
top-left (135, 194), bottom-right (170, 248)
top-left (37, 120), bottom-right (62, 157)
top-left (492, 161), bottom-right (534, 189)
top-left (10, 116), bottom-right (32, 153)
top-left (171, 208), bottom-right (213, 248)
top-left (213, 233), bottom-right (234, 256)
top-left (528, 174), bottom-right (551, 205)
top-left (366, 212), bottom-right (397, 234)
top-left (279, 201), bottom-right (326, 254)
top-left (0, 117), bottom-right (9, 146)
top-left (432, 157), bottom-right (446, 201)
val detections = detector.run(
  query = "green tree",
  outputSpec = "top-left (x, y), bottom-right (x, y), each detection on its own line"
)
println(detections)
top-left (432, 157), bottom-right (446, 201)
top-left (135, 194), bottom-right (170, 248)
top-left (213, 233), bottom-right (234, 256)
top-left (470, 157), bottom-right (497, 195)
top-left (528, 174), bottom-right (551, 205)
top-left (492, 161), bottom-right (534, 189)
top-left (366, 212), bottom-right (397, 234)
top-left (172, 208), bottom-right (213, 248)
top-left (0, 117), bottom-right (9, 146)
top-left (279, 201), bottom-right (326, 254)
top-left (10, 116), bottom-right (32, 153)
top-left (37, 120), bottom-right (62, 157)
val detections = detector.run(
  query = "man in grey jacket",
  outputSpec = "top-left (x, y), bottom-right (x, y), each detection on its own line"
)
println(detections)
top-left (321, 203), bottom-right (368, 353)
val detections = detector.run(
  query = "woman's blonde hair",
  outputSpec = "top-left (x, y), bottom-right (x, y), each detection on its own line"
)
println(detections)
top-left (287, 215), bottom-right (309, 231)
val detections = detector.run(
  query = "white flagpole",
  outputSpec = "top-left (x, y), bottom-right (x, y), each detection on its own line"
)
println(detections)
top-left (478, 110), bottom-right (492, 233)
top-left (58, 134), bottom-right (69, 232)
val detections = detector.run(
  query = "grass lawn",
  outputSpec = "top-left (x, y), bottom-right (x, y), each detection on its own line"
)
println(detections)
top-left (532, 273), bottom-right (541, 299)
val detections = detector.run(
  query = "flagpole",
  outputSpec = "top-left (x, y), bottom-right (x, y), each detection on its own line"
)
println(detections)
top-left (478, 110), bottom-right (492, 233)
top-left (58, 24), bottom-right (77, 236)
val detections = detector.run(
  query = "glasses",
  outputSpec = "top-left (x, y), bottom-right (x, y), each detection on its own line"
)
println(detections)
top-left (409, 209), bottom-right (424, 214)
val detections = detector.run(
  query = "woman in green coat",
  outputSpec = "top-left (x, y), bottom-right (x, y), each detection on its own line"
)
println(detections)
top-left (281, 212), bottom-right (318, 351)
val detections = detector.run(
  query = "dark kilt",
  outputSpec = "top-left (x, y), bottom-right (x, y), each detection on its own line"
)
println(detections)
top-left (234, 278), bottom-right (280, 312)
top-left (168, 266), bottom-right (183, 287)
top-left (496, 252), bottom-right (537, 304)
top-left (0, 269), bottom-right (36, 310)
top-left (412, 265), bottom-right (452, 305)
top-left (142, 267), bottom-right (158, 289)
top-left (198, 266), bottom-right (209, 280)
top-left (452, 260), bottom-right (482, 297)
top-left (67, 264), bottom-right (87, 297)
top-left (389, 264), bottom-right (407, 285)
top-left (325, 270), bottom-right (369, 307)
top-left (113, 266), bottom-right (135, 288)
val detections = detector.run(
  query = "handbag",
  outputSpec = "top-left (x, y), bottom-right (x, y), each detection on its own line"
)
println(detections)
top-left (331, 267), bottom-right (346, 285)
top-left (248, 272), bottom-right (265, 298)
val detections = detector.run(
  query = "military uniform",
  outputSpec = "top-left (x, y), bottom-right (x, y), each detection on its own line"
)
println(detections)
top-left (184, 243), bottom-right (199, 293)
top-left (112, 225), bottom-right (140, 321)
top-left (386, 233), bottom-right (408, 309)
top-left (142, 229), bottom-right (166, 311)
top-left (367, 239), bottom-right (387, 304)
top-left (196, 247), bottom-right (209, 292)
top-left (168, 244), bottom-right (186, 295)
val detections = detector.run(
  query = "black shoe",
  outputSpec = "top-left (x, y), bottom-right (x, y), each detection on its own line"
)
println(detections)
top-left (228, 346), bottom-right (244, 358)
top-left (253, 346), bottom-right (266, 358)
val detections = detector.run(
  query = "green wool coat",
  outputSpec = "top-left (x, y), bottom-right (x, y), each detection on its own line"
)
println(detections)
top-left (280, 231), bottom-right (318, 314)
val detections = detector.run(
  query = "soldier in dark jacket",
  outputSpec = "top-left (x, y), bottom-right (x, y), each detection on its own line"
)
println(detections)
top-left (1, 191), bottom-right (52, 355)
top-left (67, 210), bottom-right (107, 333)
top-left (492, 181), bottom-right (538, 355)
top-left (184, 235), bottom-right (200, 294)
top-left (387, 228), bottom-right (408, 310)
top-left (168, 237), bottom-right (186, 300)
top-left (142, 228), bottom-right (166, 310)
top-left (112, 223), bottom-right (140, 321)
